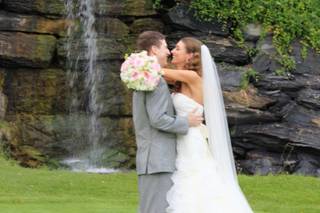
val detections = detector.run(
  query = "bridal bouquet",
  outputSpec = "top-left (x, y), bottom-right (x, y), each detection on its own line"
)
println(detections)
top-left (120, 51), bottom-right (162, 91)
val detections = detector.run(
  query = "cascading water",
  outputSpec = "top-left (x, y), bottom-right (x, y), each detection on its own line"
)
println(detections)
top-left (62, 0), bottom-right (118, 173)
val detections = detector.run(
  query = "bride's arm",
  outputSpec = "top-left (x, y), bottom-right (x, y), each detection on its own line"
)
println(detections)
top-left (162, 68), bottom-right (200, 84)
top-left (163, 74), bottom-right (176, 85)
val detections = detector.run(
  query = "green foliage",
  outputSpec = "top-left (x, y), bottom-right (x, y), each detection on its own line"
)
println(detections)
top-left (240, 68), bottom-right (259, 89)
top-left (153, 0), bottom-right (163, 9)
top-left (275, 68), bottom-right (287, 76)
top-left (190, 0), bottom-right (320, 72)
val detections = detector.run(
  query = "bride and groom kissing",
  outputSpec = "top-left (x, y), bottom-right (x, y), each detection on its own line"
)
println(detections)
top-left (132, 31), bottom-right (254, 213)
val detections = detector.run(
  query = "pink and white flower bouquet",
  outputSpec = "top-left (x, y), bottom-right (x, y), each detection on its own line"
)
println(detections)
top-left (120, 51), bottom-right (162, 91)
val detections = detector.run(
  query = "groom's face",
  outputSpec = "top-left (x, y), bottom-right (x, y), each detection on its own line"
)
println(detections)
top-left (151, 39), bottom-right (170, 67)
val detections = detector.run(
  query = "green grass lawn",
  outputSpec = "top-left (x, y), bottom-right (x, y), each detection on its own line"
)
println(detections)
top-left (0, 156), bottom-right (319, 213)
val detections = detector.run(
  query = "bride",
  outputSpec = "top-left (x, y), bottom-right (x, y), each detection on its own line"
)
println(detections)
top-left (162, 37), bottom-right (254, 213)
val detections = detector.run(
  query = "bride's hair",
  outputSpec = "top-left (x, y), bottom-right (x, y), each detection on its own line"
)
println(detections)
top-left (180, 37), bottom-right (203, 77)
top-left (172, 37), bottom-right (203, 92)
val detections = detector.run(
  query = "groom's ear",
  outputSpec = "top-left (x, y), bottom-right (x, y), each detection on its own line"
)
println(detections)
top-left (150, 45), bottom-right (158, 55)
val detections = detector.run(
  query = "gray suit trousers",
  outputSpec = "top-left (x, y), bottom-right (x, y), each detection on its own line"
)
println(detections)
top-left (138, 172), bottom-right (173, 213)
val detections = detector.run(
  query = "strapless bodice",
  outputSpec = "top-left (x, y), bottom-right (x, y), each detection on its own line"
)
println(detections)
top-left (171, 93), bottom-right (203, 117)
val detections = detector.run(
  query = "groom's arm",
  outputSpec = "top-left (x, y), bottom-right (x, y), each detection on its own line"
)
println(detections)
top-left (145, 81), bottom-right (189, 135)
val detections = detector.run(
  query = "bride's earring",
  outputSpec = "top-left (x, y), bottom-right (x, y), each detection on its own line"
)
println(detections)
top-left (186, 57), bottom-right (192, 64)
top-left (186, 54), bottom-right (193, 64)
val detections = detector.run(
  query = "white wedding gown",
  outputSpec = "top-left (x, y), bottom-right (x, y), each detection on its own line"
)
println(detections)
top-left (166, 93), bottom-right (253, 213)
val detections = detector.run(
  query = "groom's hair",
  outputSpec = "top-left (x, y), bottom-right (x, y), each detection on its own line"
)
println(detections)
top-left (136, 31), bottom-right (165, 52)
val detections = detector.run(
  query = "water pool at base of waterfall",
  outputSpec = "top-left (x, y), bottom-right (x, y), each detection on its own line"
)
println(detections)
top-left (62, 158), bottom-right (121, 174)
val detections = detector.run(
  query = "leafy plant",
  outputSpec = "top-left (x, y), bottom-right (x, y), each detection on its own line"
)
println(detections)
top-left (240, 68), bottom-right (259, 89)
top-left (189, 0), bottom-right (320, 72)
top-left (153, 0), bottom-right (164, 9)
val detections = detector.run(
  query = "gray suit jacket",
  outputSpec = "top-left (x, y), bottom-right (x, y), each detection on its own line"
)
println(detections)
top-left (133, 78), bottom-right (189, 175)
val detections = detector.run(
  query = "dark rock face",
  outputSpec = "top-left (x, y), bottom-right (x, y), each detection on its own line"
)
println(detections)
top-left (3, 0), bottom-right (66, 16)
top-left (252, 36), bottom-right (281, 73)
top-left (226, 104), bottom-right (278, 126)
top-left (164, 4), bottom-right (229, 36)
top-left (291, 41), bottom-right (320, 75)
top-left (223, 24), bottom-right (320, 176)
top-left (297, 89), bottom-right (320, 110)
top-left (234, 123), bottom-right (320, 151)
top-left (167, 32), bottom-right (249, 65)
top-left (0, 1), bottom-right (319, 175)
top-left (217, 63), bottom-right (246, 90)
top-left (203, 36), bottom-right (250, 65)
top-left (239, 150), bottom-right (287, 175)
top-left (242, 24), bottom-right (262, 42)
top-left (294, 153), bottom-right (320, 176)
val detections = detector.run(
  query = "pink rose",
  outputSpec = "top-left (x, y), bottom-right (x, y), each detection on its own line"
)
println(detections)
top-left (143, 71), bottom-right (150, 79)
top-left (132, 71), bottom-right (140, 80)
top-left (151, 62), bottom-right (161, 71)
top-left (121, 61), bottom-right (129, 72)
top-left (134, 58), bottom-right (144, 67)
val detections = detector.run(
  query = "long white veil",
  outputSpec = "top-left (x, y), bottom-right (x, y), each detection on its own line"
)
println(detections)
top-left (201, 45), bottom-right (238, 185)
top-left (202, 45), bottom-right (254, 212)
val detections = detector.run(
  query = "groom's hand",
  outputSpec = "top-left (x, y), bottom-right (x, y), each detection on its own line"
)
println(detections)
top-left (187, 108), bottom-right (203, 127)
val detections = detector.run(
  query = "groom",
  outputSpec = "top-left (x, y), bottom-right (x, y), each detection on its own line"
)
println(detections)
top-left (132, 31), bottom-right (203, 213)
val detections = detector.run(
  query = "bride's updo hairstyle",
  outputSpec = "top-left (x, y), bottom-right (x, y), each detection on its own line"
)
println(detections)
top-left (180, 37), bottom-right (203, 77)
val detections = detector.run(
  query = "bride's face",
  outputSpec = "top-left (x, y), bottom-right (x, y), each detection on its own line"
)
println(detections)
top-left (171, 41), bottom-right (193, 68)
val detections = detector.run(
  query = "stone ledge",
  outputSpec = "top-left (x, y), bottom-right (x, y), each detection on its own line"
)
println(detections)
top-left (0, 11), bottom-right (68, 36)
top-left (0, 32), bottom-right (56, 68)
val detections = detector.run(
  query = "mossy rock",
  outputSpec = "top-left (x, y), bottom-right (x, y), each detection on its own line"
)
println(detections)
top-left (0, 92), bottom-right (7, 119)
top-left (3, 114), bottom-right (67, 165)
top-left (0, 69), bottom-right (6, 91)
top-left (95, 18), bottom-right (129, 37)
top-left (1, 112), bottom-right (136, 169)
top-left (101, 149), bottom-right (129, 168)
top-left (95, 0), bottom-right (156, 16)
top-left (5, 69), bottom-right (67, 115)
top-left (130, 18), bottom-right (165, 34)
top-left (0, 120), bottom-right (45, 167)
top-left (0, 11), bottom-right (69, 36)
top-left (96, 62), bottom-right (132, 116)
top-left (4, 114), bottom-right (135, 169)
top-left (0, 32), bottom-right (57, 68)
top-left (19, 145), bottom-right (45, 162)
top-left (3, 0), bottom-right (66, 16)
top-left (0, 120), bottom-right (11, 141)
top-left (57, 37), bottom-right (126, 63)
top-left (123, 0), bottom-right (155, 16)
top-left (117, 35), bottom-right (138, 56)
top-left (100, 117), bottom-right (135, 151)
top-left (0, 69), bottom-right (6, 119)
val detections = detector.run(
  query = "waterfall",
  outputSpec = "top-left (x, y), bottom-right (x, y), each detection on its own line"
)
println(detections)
top-left (63, 0), bottom-right (118, 173)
